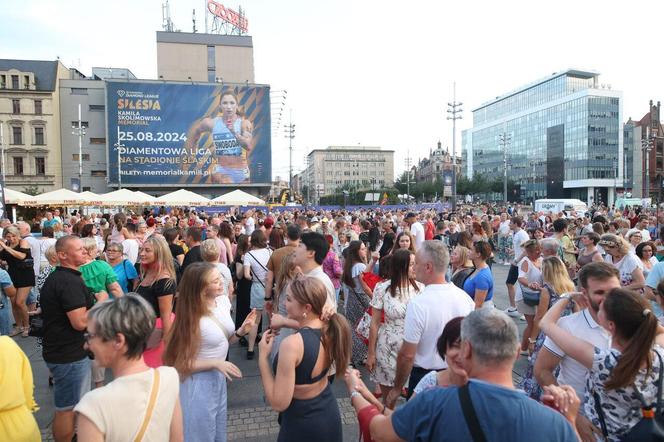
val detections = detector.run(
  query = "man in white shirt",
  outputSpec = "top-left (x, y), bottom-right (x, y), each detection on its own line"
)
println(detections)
top-left (121, 223), bottom-right (140, 265)
top-left (386, 240), bottom-right (474, 408)
top-left (505, 216), bottom-right (530, 318)
top-left (405, 212), bottom-right (425, 251)
top-left (627, 215), bottom-right (651, 242)
top-left (535, 262), bottom-right (617, 441)
top-left (244, 210), bottom-right (256, 236)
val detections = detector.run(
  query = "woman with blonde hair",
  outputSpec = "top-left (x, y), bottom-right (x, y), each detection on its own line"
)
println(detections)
top-left (163, 262), bottom-right (257, 442)
top-left (600, 233), bottom-right (645, 291)
top-left (258, 276), bottom-right (351, 441)
top-left (520, 256), bottom-right (576, 399)
top-left (449, 245), bottom-right (474, 289)
top-left (0, 226), bottom-right (34, 337)
top-left (136, 236), bottom-right (177, 367)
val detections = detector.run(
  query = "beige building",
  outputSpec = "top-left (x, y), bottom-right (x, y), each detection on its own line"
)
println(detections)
top-left (303, 146), bottom-right (394, 199)
top-left (156, 31), bottom-right (254, 83)
top-left (0, 60), bottom-right (72, 192)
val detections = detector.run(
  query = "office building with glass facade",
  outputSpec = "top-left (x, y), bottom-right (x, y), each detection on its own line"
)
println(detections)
top-left (462, 69), bottom-right (623, 206)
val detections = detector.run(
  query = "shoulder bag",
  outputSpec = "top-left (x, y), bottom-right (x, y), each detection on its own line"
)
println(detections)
top-left (458, 383), bottom-right (487, 442)
top-left (247, 250), bottom-right (270, 288)
top-left (133, 369), bottom-right (161, 442)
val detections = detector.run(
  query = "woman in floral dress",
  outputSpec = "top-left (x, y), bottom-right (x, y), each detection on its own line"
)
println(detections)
top-left (366, 249), bottom-right (423, 400)
top-left (520, 256), bottom-right (575, 399)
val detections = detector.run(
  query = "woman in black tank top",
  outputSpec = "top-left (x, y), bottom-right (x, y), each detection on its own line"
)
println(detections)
top-left (258, 276), bottom-right (351, 442)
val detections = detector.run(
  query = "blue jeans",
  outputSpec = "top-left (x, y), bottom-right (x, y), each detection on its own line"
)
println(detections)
top-left (180, 369), bottom-right (228, 442)
top-left (0, 291), bottom-right (11, 335)
top-left (46, 358), bottom-right (91, 411)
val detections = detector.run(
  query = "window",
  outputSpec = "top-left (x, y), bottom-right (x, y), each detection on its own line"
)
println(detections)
top-left (12, 99), bottom-right (20, 114)
top-left (11, 75), bottom-right (18, 89)
top-left (0, 75), bottom-right (5, 88)
top-left (35, 157), bottom-right (45, 175)
top-left (89, 137), bottom-right (105, 144)
top-left (71, 121), bottom-right (89, 129)
top-left (71, 88), bottom-right (88, 95)
top-left (34, 127), bottom-right (44, 145)
top-left (23, 75), bottom-right (29, 89)
top-left (34, 100), bottom-right (42, 115)
top-left (72, 154), bottom-right (90, 161)
top-left (91, 170), bottom-right (106, 177)
top-left (12, 126), bottom-right (22, 144)
top-left (89, 104), bottom-right (104, 111)
top-left (13, 157), bottom-right (23, 175)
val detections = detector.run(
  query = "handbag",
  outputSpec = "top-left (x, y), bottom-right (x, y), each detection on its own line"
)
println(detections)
top-left (28, 305), bottom-right (45, 338)
top-left (594, 350), bottom-right (664, 442)
top-left (355, 307), bottom-right (373, 344)
top-left (16, 257), bottom-right (35, 270)
top-left (520, 283), bottom-right (541, 307)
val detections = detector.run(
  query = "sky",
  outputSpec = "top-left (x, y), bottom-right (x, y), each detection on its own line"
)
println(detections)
top-left (2, 0), bottom-right (663, 182)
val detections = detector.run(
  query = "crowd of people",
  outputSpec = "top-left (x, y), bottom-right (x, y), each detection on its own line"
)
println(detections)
top-left (2, 202), bottom-right (664, 441)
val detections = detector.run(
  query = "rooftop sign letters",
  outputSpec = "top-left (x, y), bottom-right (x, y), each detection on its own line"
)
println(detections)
top-left (207, 0), bottom-right (248, 33)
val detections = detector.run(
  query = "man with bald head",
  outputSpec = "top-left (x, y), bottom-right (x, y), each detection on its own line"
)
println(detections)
top-left (41, 236), bottom-right (108, 442)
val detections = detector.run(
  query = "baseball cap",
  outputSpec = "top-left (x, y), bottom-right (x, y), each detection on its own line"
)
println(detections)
top-left (264, 217), bottom-right (274, 228)
top-left (322, 217), bottom-right (329, 223)
top-left (311, 216), bottom-right (319, 222)
top-left (406, 212), bottom-right (417, 219)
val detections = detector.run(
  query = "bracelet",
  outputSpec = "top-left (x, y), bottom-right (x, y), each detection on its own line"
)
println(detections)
top-left (234, 331), bottom-right (244, 339)
top-left (349, 390), bottom-right (361, 401)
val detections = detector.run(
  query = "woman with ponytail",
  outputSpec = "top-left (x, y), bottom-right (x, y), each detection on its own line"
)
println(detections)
top-left (258, 276), bottom-right (351, 442)
top-left (541, 287), bottom-right (664, 440)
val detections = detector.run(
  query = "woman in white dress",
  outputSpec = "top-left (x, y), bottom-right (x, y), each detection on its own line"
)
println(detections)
top-left (366, 249), bottom-right (422, 400)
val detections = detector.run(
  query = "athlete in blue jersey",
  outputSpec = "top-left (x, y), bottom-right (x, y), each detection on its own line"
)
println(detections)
top-left (186, 91), bottom-right (254, 183)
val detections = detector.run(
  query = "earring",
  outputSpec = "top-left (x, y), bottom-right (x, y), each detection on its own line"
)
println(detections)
top-left (303, 312), bottom-right (307, 319)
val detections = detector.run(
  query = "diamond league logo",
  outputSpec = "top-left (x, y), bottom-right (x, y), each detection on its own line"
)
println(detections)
top-left (117, 90), bottom-right (125, 97)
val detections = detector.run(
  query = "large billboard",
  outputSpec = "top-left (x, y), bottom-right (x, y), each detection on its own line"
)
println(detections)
top-left (106, 81), bottom-right (271, 186)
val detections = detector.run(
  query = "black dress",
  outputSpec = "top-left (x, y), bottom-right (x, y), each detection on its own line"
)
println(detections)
top-left (234, 258), bottom-right (251, 326)
top-left (0, 245), bottom-right (35, 288)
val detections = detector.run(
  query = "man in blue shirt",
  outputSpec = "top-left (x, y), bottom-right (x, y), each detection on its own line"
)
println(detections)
top-left (362, 309), bottom-right (579, 441)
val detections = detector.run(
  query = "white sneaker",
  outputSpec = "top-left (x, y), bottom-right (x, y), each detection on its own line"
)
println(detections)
top-left (504, 307), bottom-right (520, 318)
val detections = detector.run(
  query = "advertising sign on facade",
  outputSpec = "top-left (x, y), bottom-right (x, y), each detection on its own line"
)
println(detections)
top-left (106, 81), bottom-right (271, 186)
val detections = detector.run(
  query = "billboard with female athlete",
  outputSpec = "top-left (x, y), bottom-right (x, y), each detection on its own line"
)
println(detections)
top-left (106, 80), bottom-right (271, 185)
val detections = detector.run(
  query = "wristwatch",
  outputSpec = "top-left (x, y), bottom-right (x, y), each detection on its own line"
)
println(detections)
top-left (349, 390), bottom-right (361, 400)
top-left (234, 330), bottom-right (245, 339)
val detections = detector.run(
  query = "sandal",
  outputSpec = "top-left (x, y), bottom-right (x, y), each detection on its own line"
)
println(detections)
top-left (9, 328), bottom-right (21, 337)
top-left (22, 327), bottom-right (30, 338)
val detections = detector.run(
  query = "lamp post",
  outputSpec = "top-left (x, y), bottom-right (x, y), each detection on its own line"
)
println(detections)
top-left (499, 132), bottom-right (511, 204)
top-left (642, 135), bottom-right (654, 199)
top-left (446, 82), bottom-right (462, 211)
top-left (71, 104), bottom-right (86, 192)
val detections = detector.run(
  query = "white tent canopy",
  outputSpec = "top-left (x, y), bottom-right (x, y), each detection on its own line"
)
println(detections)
top-left (153, 189), bottom-right (211, 206)
top-left (27, 188), bottom-right (94, 206)
top-left (212, 189), bottom-right (265, 206)
top-left (98, 189), bottom-right (155, 206)
top-left (4, 189), bottom-right (33, 205)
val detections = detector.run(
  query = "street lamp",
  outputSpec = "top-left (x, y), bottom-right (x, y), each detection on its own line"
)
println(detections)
top-left (642, 136), bottom-right (654, 199)
top-left (71, 104), bottom-right (86, 192)
top-left (446, 82), bottom-right (462, 211)
top-left (499, 132), bottom-right (511, 204)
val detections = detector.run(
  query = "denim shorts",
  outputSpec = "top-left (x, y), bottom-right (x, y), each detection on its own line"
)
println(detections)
top-left (250, 282), bottom-right (266, 310)
top-left (26, 287), bottom-right (38, 305)
top-left (46, 358), bottom-right (91, 411)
